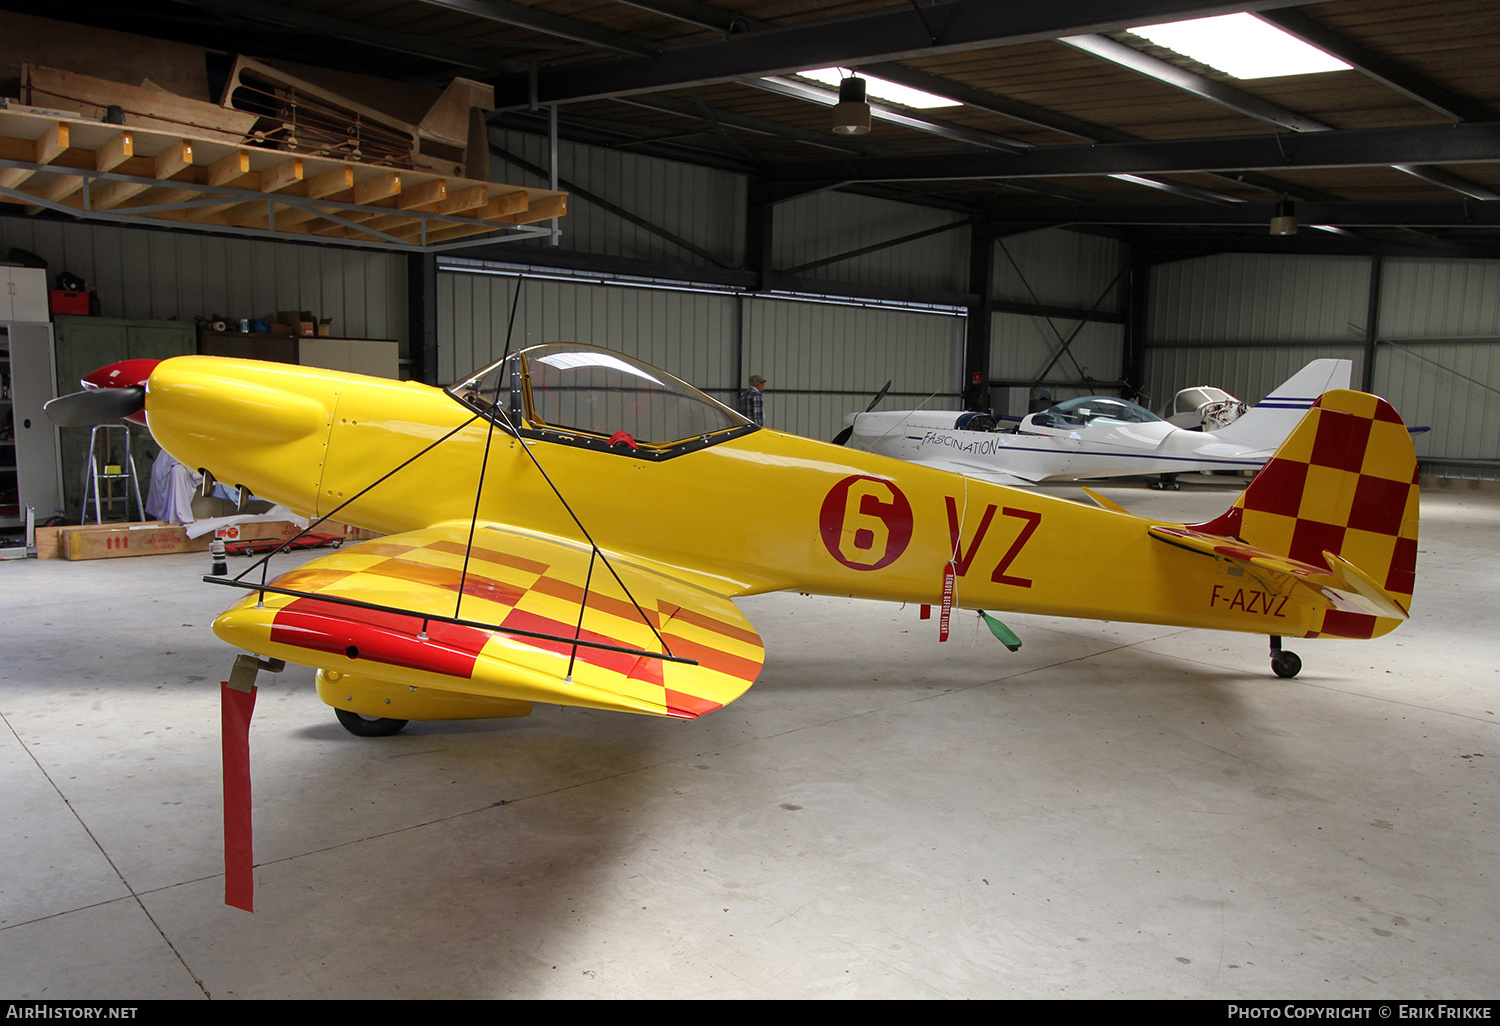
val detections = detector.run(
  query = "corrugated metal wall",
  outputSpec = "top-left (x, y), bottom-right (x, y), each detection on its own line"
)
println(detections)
top-left (1144, 252), bottom-right (1372, 412)
top-left (1145, 251), bottom-right (1500, 479)
top-left (485, 129), bottom-right (745, 269)
top-left (1375, 257), bottom-right (1500, 474)
top-left (773, 191), bottom-right (968, 293)
top-left (989, 314), bottom-right (1122, 393)
top-left (989, 228), bottom-right (1125, 400)
top-left (0, 218), bottom-right (407, 351)
top-left (437, 272), bottom-right (739, 400)
top-left (1148, 253), bottom-right (1371, 344)
top-left (742, 296), bottom-right (963, 440)
top-left (993, 228), bottom-right (1124, 310)
top-left (1372, 339), bottom-right (1500, 470)
top-left (1380, 258), bottom-right (1500, 338)
top-left (438, 268), bottom-right (963, 442)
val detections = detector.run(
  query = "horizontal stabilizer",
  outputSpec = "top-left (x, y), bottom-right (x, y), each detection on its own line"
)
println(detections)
top-left (1149, 525), bottom-right (1409, 621)
top-left (1081, 487), bottom-right (1128, 513)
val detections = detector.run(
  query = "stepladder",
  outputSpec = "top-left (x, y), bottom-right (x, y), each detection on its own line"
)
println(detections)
top-left (82, 423), bottom-right (145, 524)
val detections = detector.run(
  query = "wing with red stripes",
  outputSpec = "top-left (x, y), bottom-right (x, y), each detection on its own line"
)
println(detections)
top-left (211, 522), bottom-right (764, 719)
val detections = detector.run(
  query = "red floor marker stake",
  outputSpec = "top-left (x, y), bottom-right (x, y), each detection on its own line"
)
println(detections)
top-left (221, 680), bottom-right (258, 912)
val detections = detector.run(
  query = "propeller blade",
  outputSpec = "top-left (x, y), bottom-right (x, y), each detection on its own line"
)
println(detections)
top-left (832, 380), bottom-right (894, 445)
top-left (44, 386), bottom-right (144, 427)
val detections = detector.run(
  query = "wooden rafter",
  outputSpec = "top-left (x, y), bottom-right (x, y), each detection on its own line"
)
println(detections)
top-left (0, 107), bottom-right (565, 252)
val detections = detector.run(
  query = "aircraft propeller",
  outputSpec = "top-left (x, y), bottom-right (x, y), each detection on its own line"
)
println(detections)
top-left (43, 358), bottom-right (159, 427)
top-left (45, 385), bottom-right (145, 426)
top-left (831, 380), bottom-right (892, 446)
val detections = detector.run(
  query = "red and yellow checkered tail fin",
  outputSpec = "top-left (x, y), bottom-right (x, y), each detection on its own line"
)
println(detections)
top-left (1179, 389), bottom-right (1419, 640)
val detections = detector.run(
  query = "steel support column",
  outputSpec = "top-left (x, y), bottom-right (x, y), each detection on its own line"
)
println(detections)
top-left (964, 218), bottom-right (993, 411)
top-left (408, 252), bottom-right (439, 385)
top-left (1122, 239), bottom-right (1150, 400)
top-left (1364, 254), bottom-right (1384, 393)
top-left (746, 176), bottom-right (774, 291)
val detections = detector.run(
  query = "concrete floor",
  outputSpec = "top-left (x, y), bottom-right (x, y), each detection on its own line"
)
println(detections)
top-left (0, 479), bottom-right (1496, 999)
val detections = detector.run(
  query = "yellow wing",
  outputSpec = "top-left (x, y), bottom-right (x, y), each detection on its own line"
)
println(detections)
top-left (211, 522), bottom-right (763, 719)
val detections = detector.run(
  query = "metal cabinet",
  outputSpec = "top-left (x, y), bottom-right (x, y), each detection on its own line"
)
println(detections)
top-left (0, 268), bottom-right (48, 322)
top-left (200, 331), bottom-right (399, 378)
top-left (0, 321), bottom-right (61, 545)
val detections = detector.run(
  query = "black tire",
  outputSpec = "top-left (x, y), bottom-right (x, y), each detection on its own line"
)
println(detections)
top-left (1271, 650), bottom-right (1302, 679)
top-left (334, 707), bottom-right (410, 737)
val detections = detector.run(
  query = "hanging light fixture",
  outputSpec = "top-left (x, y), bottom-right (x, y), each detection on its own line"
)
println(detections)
top-left (1270, 198), bottom-right (1298, 235)
top-left (831, 75), bottom-right (871, 135)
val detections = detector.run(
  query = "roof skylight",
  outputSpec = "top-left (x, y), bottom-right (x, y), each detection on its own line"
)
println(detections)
top-left (793, 68), bottom-right (960, 109)
top-left (1127, 13), bottom-right (1352, 80)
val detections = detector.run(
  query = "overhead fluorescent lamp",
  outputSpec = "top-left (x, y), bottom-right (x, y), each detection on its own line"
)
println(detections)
top-left (794, 67), bottom-right (960, 109)
top-left (1128, 13), bottom-right (1352, 80)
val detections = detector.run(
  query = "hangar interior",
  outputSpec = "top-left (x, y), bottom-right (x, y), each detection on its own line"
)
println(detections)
top-left (0, 0), bottom-right (1497, 1000)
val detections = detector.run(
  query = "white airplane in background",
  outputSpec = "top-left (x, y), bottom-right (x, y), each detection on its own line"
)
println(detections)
top-left (841, 359), bottom-right (1353, 489)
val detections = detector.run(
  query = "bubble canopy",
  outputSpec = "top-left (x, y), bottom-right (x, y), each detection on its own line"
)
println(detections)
top-left (1040, 395), bottom-right (1163, 426)
top-left (447, 343), bottom-right (756, 460)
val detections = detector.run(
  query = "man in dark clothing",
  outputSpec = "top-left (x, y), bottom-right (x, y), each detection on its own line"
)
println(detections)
top-left (738, 374), bottom-right (766, 426)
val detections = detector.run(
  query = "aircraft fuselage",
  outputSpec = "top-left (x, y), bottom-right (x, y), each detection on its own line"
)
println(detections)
top-left (144, 356), bottom-right (1334, 639)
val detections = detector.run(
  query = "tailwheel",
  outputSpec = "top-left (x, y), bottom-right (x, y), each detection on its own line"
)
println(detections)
top-left (334, 708), bottom-right (410, 737)
top-left (1268, 636), bottom-right (1301, 678)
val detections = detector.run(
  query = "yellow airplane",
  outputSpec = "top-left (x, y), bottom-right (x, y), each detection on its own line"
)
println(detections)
top-left (51, 344), bottom-right (1419, 737)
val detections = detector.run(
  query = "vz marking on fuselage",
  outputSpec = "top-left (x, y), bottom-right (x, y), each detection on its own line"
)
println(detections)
top-left (944, 496), bottom-right (1041, 588)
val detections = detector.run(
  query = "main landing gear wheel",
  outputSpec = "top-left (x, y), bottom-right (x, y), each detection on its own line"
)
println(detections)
top-left (1268, 636), bottom-right (1302, 678)
top-left (334, 708), bottom-right (410, 736)
top-left (1149, 474), bottom-right (1180, 491)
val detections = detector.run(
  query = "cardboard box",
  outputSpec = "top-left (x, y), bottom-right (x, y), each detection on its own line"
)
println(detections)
top-left (277, 309), bottom-right (317, 336)
top-left (274, 311), bottom-right (335, 337)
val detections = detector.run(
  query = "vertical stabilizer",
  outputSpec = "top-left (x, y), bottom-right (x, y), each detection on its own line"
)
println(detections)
top-left (1191, 389), bottom-right (1418, 640)
top-left (1212, 358), bottom-right (1353, 448)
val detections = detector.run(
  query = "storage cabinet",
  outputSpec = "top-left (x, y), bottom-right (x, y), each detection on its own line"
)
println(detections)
top-left (200, 331), bottom-right (399, 379)
top-left (0, 268), bottom-right (48, 322)
top-left (297, 337), bottom-right (400, 378)
top-left (0, 321), bottom-right (62, 545)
